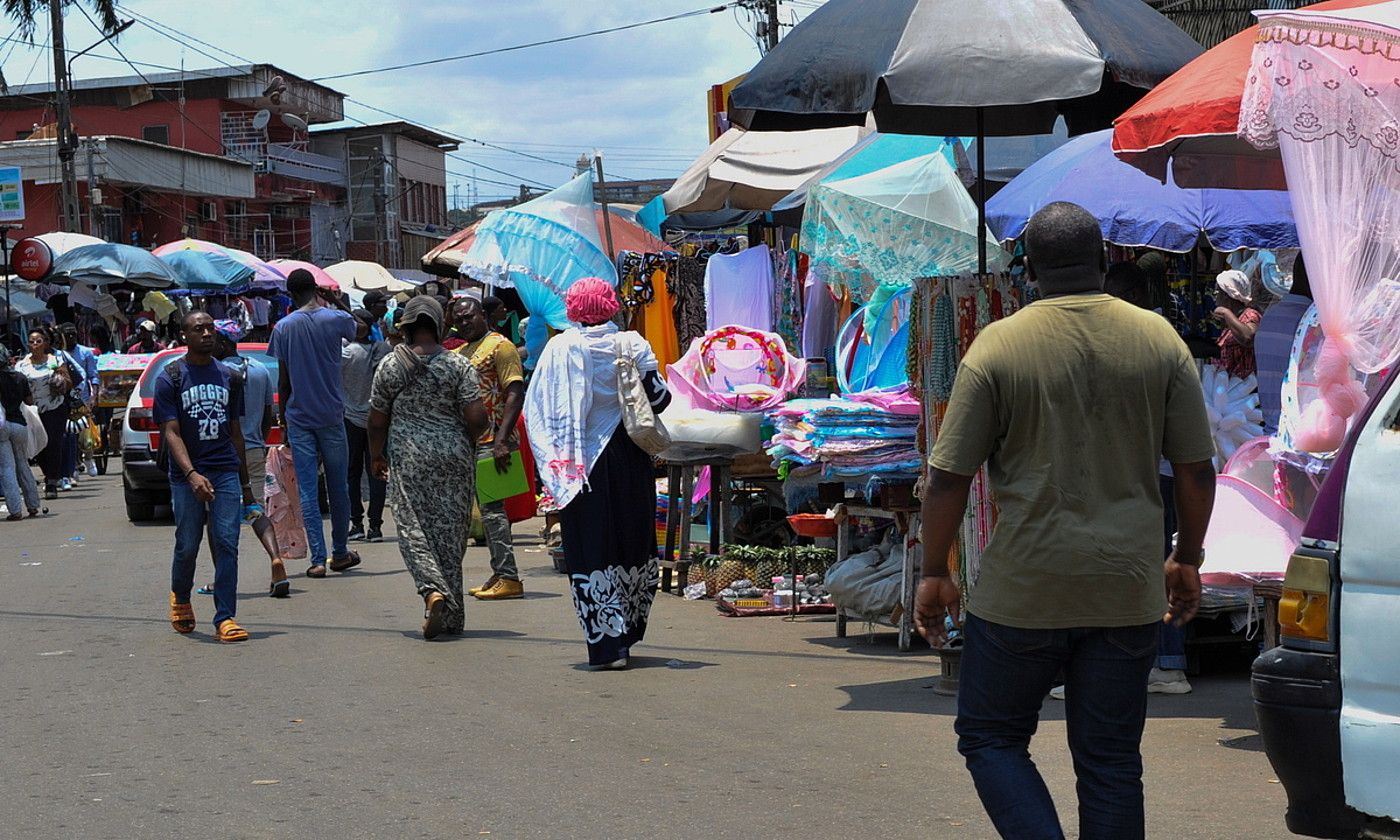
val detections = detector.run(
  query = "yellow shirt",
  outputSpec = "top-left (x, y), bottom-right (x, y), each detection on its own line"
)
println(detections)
top-left (929, 293), bottom-right (1215, 629)
top-left (457, 332), bottom-right (525, 445)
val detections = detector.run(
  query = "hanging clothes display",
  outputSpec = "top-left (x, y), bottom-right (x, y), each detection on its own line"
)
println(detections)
top-left (704, 244), bottom-right (775, 332)
top-left (906, 273), bottom-right (1026, 603)
top-left (801, 278), bottom-right (837, 361)
top-left (774, 246), bottom-right (805, 356)
top-left (618, 251), bottom-right (683, 372)
top-left (673, 250), bottom-right (709, 353)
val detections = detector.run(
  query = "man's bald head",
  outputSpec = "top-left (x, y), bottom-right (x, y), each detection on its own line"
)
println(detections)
top-left (1024, 202), bottom-right (1106, 296)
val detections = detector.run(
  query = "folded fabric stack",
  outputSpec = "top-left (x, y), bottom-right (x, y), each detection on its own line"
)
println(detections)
top-left (767, 387), bottom-right (923, 479)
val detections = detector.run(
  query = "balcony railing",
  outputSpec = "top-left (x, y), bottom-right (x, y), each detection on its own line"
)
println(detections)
top-left (263, 144), bottom-right (346, 185)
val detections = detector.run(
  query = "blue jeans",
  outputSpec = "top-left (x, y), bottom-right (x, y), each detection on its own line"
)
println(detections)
top-left (956, 614), bottom-right (1159, 840)
top-left (287, 423), bottom-right (350, 565)
top-left (0, 421), bottom-right (39, 513)
top-left (170, 471), bottom-right (241, 627)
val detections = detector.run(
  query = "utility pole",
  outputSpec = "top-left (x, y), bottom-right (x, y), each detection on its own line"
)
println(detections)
top-left (50, 0), bottom-right (81, 233)
top-left (593, 154), bottom-right (615, 259)
top-left (762, 0), bottom-right (780, 52)
top-left (85, 139), bottom-right (99, 237)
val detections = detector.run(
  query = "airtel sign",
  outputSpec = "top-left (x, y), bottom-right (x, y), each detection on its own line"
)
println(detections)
top-left (12, 237), bottom-right (53, 281)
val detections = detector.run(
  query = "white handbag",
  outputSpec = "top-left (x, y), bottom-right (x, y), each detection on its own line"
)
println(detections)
top-left (615, 342), bottom-right (670, 456)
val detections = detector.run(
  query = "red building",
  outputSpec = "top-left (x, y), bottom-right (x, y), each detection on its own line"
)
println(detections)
top-left (0, 64), bottom-right (349, 261)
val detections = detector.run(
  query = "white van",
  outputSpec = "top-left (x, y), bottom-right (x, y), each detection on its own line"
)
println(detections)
top-left (1254, 367), bottom-right (1400, 838)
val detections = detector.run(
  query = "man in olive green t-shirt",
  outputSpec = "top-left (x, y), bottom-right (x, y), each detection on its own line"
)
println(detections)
top-left (914, 202), bottom-right (1217, 840)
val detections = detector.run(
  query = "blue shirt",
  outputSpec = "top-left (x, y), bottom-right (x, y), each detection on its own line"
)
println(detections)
top-left (226, 355), bottom-right (273, 450)
top-left (71, 344), bottom-right (98, 404)
top-left (268, 305), bottom-right (356, 430)
top-left (153, 359), bottom-right (244, 480)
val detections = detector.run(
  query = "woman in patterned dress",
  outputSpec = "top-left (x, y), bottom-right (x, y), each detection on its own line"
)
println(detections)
top-left (525, 278), bottom-right (671, 670)
top-left (368, 296), bottom-right (488, 639)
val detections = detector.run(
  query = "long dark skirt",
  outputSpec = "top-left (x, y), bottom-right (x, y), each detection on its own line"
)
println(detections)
top-left (559, 426), bottom-right (659, 666)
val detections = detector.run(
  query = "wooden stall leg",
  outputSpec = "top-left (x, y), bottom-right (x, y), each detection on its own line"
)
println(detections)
top-left (898, 514), bottom-right (917, 652)
top-left (677, 467), bottom-right (695, 595)
top-left (661, 464), bottom-right (682, 593)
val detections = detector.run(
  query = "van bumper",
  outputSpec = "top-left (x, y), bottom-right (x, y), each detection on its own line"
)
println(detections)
top-left (1252, 646), bottom-right (1364, 838)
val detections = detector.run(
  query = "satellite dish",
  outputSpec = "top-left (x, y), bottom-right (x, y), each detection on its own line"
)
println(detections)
top-left (252, 109), bottom-right (271, 131)
top-left (281, 112), bottom-right (308, 133)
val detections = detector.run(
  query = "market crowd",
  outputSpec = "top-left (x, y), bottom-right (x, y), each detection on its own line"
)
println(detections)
top-left (145, 267), bottom-right (665, 668)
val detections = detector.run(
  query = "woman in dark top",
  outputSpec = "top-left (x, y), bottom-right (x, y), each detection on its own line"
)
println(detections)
top-left (0, 352), bottom-right (40, 518)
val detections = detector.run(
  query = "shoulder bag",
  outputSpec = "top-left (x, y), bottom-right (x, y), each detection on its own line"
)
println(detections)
top-left (614, 336), bottom-right (670, 456)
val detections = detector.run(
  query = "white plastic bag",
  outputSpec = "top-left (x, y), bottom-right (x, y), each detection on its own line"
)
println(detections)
top-left (20, 403), bottom-right (46, 460)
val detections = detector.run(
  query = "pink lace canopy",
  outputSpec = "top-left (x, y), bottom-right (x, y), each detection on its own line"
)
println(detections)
top-left (1240, 13), bottom-right (1400, 451)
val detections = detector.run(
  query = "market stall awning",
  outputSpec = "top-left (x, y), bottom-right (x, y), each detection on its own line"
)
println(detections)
top-left (660, 125), bottom-right (868, 215)
top-left (153, 238), bottom-right (286, 290)
top-left (50, 243), bottom-right (179, 288)
top-left (425, 205), bottom-right (667, 276)
top-left (268, 259), bottom-right (339, 291)
top-left (159, 249), bottom-right (255, 292)
top-left (324, 260), bottom-right (417, 293)
top-left (987, 129), bottom-right (1296, 253)
top-left (0, 289), bottom-right (48, 322)
top-left (1112, 0), bottom-right (1385, 190)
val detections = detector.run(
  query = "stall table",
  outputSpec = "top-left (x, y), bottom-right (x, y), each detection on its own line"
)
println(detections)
top-left (833, 503), bottom-right (921, 651)
top-left (659, 456), bottom-right (734, 593)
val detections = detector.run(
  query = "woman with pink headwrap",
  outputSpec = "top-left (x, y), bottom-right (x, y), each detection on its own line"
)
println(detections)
top-left (523, 277), bottom-right (671, 670)
top-left (1213, 269), bottom-right (1262, 380)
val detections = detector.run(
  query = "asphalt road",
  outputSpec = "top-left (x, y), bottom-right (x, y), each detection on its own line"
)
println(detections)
top-left (1, 473), bottom-right (1287, 840)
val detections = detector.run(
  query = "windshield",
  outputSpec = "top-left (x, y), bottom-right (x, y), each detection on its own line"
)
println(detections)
top-left (138, 348), bottom-right (278, 398)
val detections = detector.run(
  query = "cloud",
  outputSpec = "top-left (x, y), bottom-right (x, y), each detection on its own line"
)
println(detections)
top-left (0, 0), bottom-right (789, 199)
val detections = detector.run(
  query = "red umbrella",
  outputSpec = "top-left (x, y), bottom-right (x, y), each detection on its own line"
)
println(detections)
top-left (1112, 0), bottom-right (1386, 189)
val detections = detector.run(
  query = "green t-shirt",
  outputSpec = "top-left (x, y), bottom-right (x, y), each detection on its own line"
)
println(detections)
top-left (929, 293), bottom-right (1216, 629)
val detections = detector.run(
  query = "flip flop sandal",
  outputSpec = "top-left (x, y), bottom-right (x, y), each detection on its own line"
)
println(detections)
top-left (269, 578), bottom-right (291, 598)
top-left (329, 550), bottom-right (361, 573)
top-left (422, 592), bottom-right (447, 640)
top-left (169, 593), bottom-right (196, 634)
top-left (215, 619), bottom-right (249, 643)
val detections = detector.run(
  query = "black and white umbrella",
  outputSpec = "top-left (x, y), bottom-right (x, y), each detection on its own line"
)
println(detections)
top-left (729, 0), bottom-right (1203, 269)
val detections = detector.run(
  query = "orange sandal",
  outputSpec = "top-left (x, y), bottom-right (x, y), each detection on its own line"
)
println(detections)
top-left (169, 593), bottom-right (195, 634)
top-left (215, 619), bottom-right (249, 643)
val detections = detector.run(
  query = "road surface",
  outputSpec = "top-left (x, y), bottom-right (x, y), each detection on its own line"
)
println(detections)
top-left (0, 474), bottom-right (1287, 839)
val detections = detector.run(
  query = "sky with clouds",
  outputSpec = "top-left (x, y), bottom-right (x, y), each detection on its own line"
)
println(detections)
top-left (0, 0), bottom-right (828, 204)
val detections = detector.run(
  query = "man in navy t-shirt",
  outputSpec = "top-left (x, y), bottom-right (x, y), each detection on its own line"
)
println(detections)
top-left (268, 269), bottom-right (360, 577)
top-left (155, 311), bottom-right (249, 642)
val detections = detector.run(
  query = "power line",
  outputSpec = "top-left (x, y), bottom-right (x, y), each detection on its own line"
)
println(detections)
top-left (96, 12), bottom-right (561, 189)
top-left (310, 5), bottom-right (737, 82)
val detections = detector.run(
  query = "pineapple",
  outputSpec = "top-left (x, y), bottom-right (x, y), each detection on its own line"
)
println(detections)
top-left (754, 548), bottom-right (786, 586)
top-left (690, 552), bottom-right (720, 597)
top-left (804, 548), bottom-right (836, 579)
top-left (714, 547), bottom-right (749, 593)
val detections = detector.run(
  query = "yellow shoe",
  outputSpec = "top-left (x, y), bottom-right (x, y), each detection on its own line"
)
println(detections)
top-left (467, 574), bottom-right (500, 597)
top-left (474, 578), bottom-right (524, 600)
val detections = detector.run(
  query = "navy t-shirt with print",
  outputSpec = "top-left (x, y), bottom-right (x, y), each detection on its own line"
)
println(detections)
top-left (153, 359), bottom-right (244, 481)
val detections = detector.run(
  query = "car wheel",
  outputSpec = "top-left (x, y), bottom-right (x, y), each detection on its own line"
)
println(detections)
top-left (124, 486), bottom-right (156, 522)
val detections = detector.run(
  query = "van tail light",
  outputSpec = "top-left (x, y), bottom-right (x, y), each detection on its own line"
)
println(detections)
top-left (128, 408), bottom-right (159, 432)
top-left (1278, 549), bottom-right (1333, 646)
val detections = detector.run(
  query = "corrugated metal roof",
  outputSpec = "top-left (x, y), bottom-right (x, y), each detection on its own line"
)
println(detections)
top-left (1146, 0), bottom-right (1307, 47)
